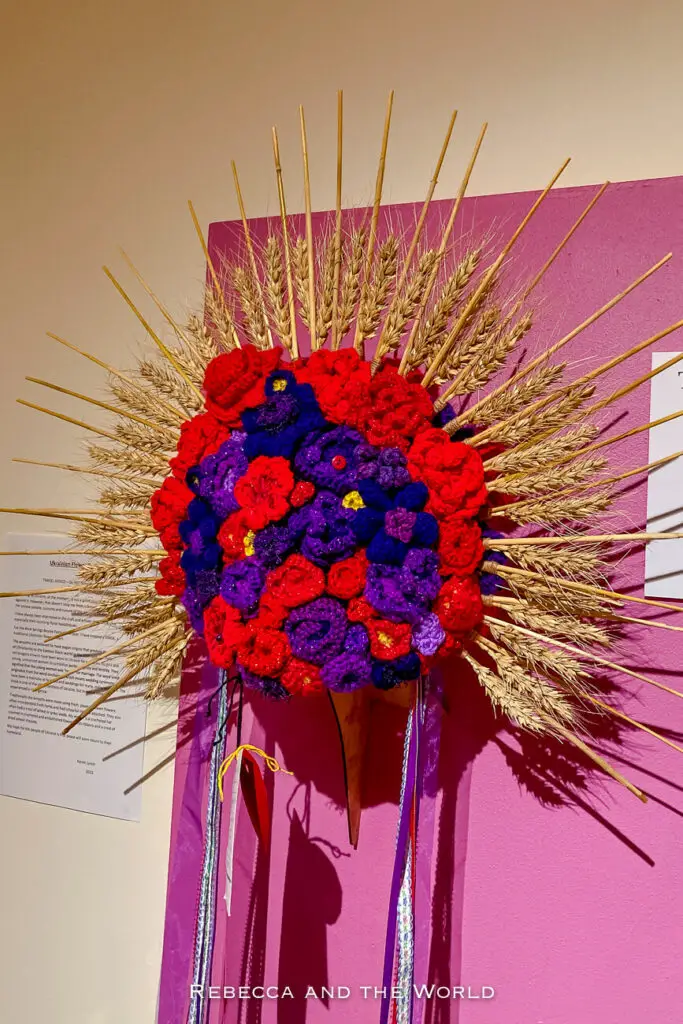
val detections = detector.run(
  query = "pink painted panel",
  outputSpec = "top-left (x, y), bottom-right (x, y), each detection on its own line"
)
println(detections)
top-left (159, 176), bottom-right (683, 1024)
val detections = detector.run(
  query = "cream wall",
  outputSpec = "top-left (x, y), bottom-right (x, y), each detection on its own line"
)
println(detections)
top-left (1, 1), bottom-right (682, 1021)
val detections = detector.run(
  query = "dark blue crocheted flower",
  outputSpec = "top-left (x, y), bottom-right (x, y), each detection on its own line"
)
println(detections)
top-left (352, 480), bottom-right (438, 565)
top-left (178, 497), bottom-right (222, 582)
top-left (241, 371), bottom-right (326, 459)
top-left (371, 652), bottom-right (421, 690)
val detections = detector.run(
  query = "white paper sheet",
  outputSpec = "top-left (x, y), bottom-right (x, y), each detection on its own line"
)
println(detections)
top-left (0, 533), bottom-right (147, 819)
top-left (645, 353), bottom-right (683, 598)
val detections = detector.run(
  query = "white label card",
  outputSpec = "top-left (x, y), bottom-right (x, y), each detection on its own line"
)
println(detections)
top-left (645, 353), bottom-right (683, 598)
top-left (0, 533), bottom-right (147, 820)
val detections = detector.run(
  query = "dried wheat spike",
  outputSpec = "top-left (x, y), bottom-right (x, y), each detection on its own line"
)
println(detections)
top-left (264, 234), bottom-right (293, 351)
top-left (337, 227), bottom-right (367, 340)
top-left (357, 236), bottom-right (399, 342)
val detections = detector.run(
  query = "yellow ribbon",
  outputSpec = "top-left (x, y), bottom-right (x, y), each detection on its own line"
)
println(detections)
top-left (217, 743), bottom-right (292, 801)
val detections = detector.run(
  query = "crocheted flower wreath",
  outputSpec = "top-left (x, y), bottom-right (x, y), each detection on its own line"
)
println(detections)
top-left (151, 345), bottom-right (490, 698)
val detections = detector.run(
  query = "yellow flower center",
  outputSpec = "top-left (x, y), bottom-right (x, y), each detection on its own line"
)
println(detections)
top-left (244, 530), bottom-right (256, 556)
top-left (272, 377), bottom-right (288, 392)
top-left (377, 631), bottom-right (393, 647)
top-left (342, 490), bottom-right (365, 510)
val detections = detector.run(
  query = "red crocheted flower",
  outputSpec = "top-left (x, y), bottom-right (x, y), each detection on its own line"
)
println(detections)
top-left (257, 591), bottom-right (288, 629)
top-left (434, 575), bottom-right (484, 635)
top-left (150, 477), bottom-right (194, 550)
top-left (407, 429), bottom-right (487, 520)
top-left (204, 345), bottom-right (282, 425)
top-left (290, 480), bottom-right (316, 507)
top-left (438, 518), bottom-right (484, 576)
top-left (204, 596), bottom-right (245, 668)
top-left (355, 363), bottom-right (434, 452)
top-left (265, 554), bottom-right (325, 608)
top-left (298, 348), bottom-right (372, 429)
top-left (218, 509), bottom-right (254, 563)
top-left (155, 552), bottom-right (186, 596)
top-left (170, 412), bottom-right (232, 481)
top-left (233, 456), bottom-right (295, 530)
top-left (367, 619), bottom-right (413, 661)
top-left (237, 622), bottom-right (291, 676)
top-left (326, 551), bottom-right (368, 600)
top-left (281, 658), bottom-right (324, 695)
top-left (347, 596), bottom-right (379, 623)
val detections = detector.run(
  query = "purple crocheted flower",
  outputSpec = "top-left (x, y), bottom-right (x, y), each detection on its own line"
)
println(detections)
top-left (294, 425), bottom-right (365, 495)
top-left (356, 443), bottom-right (411, 490)
top-left (365, 563), bottom-right (431, 623)
top-left (198, 433), bottom-right (248, 519)
top-left (181, 587), bottom-right (206, 633)
top-left (412, 613), bottom-right (446, 656)
top-left (402, 548), bottom-right (442, 601)
top-left (290, 491), bottom-right (357, 566)
top-left (285, 596), bottom-right (347, 664)
top-left (220, 558), bottom-right (265, 612)
top-left (322, 653), bottom-right (373, 692)
top-left (385, 507), bottom-right (417, 543)
top-left (344, 623), bottom-right (370, 655)
top-left (253, 523), bottom-right (295, 570)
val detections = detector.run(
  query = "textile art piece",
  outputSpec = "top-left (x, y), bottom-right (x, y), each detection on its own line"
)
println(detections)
top-left (9, 95), bottom-right (683, 1022)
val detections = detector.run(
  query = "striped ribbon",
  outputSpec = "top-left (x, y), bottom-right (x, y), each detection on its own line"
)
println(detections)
top-left (380, 682), bottom-right (424, 1024)
top-left (187, 672), bottom-right (230, 1024)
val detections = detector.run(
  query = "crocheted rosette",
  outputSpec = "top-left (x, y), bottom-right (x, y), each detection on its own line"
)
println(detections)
top-left (150, 345), bottom-right (490, 697)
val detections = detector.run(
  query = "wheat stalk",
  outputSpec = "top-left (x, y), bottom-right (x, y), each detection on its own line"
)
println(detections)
top-left (433, 304), bottom-right (500, 387)
top-left (232, 265), bottom-right (269, 348)
top-left (74, 521), bottom-right (154, 548)
top-left (446, 312), bottom-right (533, 396)
top-left (483, 620), bottom-right (587, 689)
top-left (139, 359), bottom-right (202, 416)
top-left (463, 651), bottom-right (545, 732)
top-left (145, 640), bottom-right (188, 699)
top-left (107, 374), bottom-right (185, 431)
top-left (316, 234), bottom-right (337, 345)
top-left (87, 443), bottom-right (170, 477)
top-left (124, 622), bottom-right (186, 675)
top-left (204, 285), bottom-right (240, 351)
top-left (462, 359), bottom-right (564, 428)
top-left (410, 250), bottom-right (482, 369)
top-left (293, 236), bottom-right (311, 327)
top-left (496, 490), bottom-right (612, 527)
top-left (99, 478), bottom-right (160, 510)
top-left (357, 237), bottom-right (399, 342)
top-left (474, 633), bottom-right (578, 728)
top-left (263, 235), bottom-right (292, 351)
top-left (495, 542), bottom-right (606, 584)
top-left (373, 249), bottom-right (441, 363)
top-left (483, 425), bottom-right (598, 474)
top-left (484, 595), bottom-right (613, 647)
top-left (77, 552), bottom-right (163, 587)
top-left (473, 382), bottom-right (596, 448)
top-left (337, 228), bottom-right (366, 340)
top-left (494, 456), bottom-right (607, 497)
